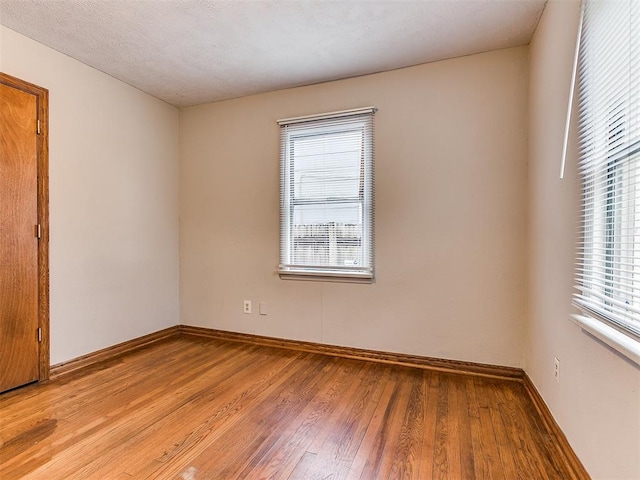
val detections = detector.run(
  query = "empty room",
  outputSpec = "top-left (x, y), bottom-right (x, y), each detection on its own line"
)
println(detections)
top-left (1, 0), bottom-right (639, 478)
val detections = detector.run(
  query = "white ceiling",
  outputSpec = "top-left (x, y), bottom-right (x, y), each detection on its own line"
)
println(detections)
top-left (0, 0), bottom-right (546, 107)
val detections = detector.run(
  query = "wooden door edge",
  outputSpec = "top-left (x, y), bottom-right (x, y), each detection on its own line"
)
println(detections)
top-left (1, 72), bottom-right (50, 381)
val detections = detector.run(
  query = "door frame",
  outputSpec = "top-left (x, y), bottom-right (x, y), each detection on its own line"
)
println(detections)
top-left (1, 72), bottom-right (50, 381)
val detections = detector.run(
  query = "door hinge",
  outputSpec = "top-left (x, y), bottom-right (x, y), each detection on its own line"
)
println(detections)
top-left (37, 119), bottom-right (41, 135)
top-left (38, 328), bottom-right (42, 342)
top-left (35, 224), bottom-right (42, 239)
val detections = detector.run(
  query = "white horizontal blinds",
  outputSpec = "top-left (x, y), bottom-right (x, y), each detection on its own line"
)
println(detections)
top-left (279, 108), bottom-right (375, 278)
top-left (575, 0), bottom-right (640, 337)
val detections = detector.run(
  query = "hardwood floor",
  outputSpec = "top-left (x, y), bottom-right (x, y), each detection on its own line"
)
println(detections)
top-left (0, 335), bottom-right (582, 479)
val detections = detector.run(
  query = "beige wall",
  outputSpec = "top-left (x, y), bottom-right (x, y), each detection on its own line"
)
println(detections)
top-left (180, 46), bottom-right (529, 367)
top-left (527, 1), bottom-right (640, 478)
top-left (0, 26), bottom-right (180, 364)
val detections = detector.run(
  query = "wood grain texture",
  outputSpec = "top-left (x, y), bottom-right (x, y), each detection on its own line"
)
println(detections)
top-left (49, 326), bottom-right (180, 380)
top-left (523, 374), bottom-right (592, 479)
top-left (0, 81), bottom-right (39, 392)
top-left (179, 325), bottom-right (524, 381)
top-left (0, 72), bottom-right (49, 384)
top-left (0, 335), bottom-right (590, 479)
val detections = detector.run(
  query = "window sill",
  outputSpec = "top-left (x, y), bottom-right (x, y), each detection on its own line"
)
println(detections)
top-left (570, 314), bottom-right (640, 367)
top-left (278, 269), bottom-right (373, 284)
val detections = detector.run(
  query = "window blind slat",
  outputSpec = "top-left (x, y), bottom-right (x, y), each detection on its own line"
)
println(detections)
top-left (574, 0), bottom-right (640, 341)
top-left (279, 109), bottom-right (375, 281)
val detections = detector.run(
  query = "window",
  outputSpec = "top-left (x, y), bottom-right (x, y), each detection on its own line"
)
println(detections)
top-left (574, 0), bottom-right (640, 363)
top-left (278, 107), bottom-right (376, 282)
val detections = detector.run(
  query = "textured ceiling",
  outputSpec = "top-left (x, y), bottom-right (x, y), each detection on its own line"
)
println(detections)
top-left (0, 0), bottom-right (546, 107)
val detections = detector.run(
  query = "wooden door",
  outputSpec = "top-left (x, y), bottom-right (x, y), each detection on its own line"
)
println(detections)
top-left (0, 74), bottom-right (49, 392)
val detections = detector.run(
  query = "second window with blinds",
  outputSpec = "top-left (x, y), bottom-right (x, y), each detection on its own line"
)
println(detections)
top-left (573, 0), bottom-right (640, 364)
top-left (278, 108), bottom-right (376, 282)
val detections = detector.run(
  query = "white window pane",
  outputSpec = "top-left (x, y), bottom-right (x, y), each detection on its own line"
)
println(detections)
top-left (293, 130), bottom-right (362, 200)
top-left (292, 224), bottom-right (363, 267)
top-left (279, 109), bottom-right (375, 280)
top-left (293, 203), bottom-right (361, 225)
top-left (576, 0), bottom-right (640, 338)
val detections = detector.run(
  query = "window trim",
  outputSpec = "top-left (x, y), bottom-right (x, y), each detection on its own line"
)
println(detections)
top-left (277, 107), bottom-right (376, 283)
top-left (573, 0), bottom-right (640, 366)
top-left (570, 314), bottom-right (640, 366)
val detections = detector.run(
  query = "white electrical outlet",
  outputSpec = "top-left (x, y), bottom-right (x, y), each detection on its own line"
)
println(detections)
top-left (243, 300), bottom-right (252, 314)
top-left (554, 357), bottom-right (560, 383)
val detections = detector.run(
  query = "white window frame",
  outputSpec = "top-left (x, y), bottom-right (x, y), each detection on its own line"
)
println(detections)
top-left (277, 107), bottom-right (376, 283)
top-left (572, 0), bottom-right (640, 366)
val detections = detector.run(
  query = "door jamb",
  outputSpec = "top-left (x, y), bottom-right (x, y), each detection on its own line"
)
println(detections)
top-left (0, 72), bottom-right (50, 381)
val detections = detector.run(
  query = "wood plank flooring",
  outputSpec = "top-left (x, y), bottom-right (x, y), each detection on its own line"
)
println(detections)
top-left (0, 335), bottom-right (580, 479)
